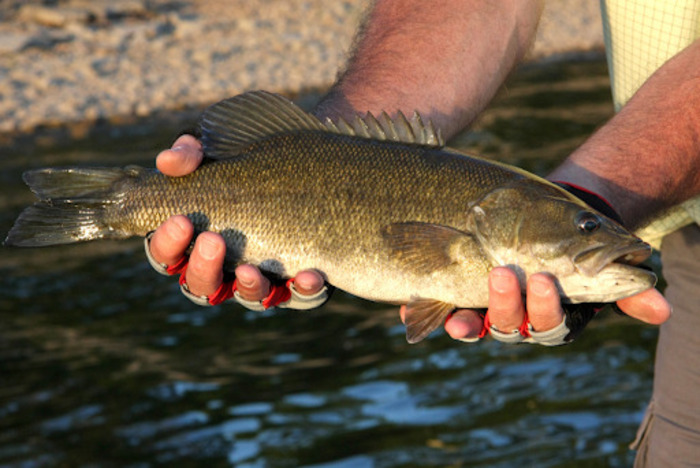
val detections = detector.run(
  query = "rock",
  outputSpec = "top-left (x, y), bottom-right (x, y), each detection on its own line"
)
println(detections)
top-left (0, 30), bottom-right (33, 54)
top-left (71, 0), bottom-right (149, 22)
top-left (18, 0), bottom-right (150, 28)
top-left (104, 1), bottom-right (149, 21)
top-left (169, 13), bottom-right (201, 39)
top-left (23, 30), bottom-right (75, 51)
top-left (18, 5), bottom-right (93, 28)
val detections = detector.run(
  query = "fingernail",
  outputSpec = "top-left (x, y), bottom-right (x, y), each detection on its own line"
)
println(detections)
top-left (172, 145), bottom-right (185, 152)
top-left (529, 276), bottom-right (552, 297)
top-left (170, 216), bottom-right (189, 236)
top-left (490, 269), bottom-right (514, 293)
top-left (296, 273), bottom-right (321, 293)
top-left (237, 276), bottom-right (255, 288)
top-left (198, 236), bottom-right (220, 261)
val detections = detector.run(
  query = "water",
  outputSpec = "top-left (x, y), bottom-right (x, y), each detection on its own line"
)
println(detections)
top-left (0, 60), bottom-right (659, 467)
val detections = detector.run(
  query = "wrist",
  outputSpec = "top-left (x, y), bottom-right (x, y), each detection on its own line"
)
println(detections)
top-left (312, 86), bottom-right (356, 122)
top-left (552, 181), bottom-right (624, 226)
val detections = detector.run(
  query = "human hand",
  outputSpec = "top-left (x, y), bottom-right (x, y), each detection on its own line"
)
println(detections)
top-left (146, 134), bottom-right (328, 309)
top-left (401, 266), bottom-right (671, 345)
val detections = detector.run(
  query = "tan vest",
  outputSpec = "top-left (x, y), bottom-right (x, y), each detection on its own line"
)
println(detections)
top-left (601, 0), bottom-right (700, 246)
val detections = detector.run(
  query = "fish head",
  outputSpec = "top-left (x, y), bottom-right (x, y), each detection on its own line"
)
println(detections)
top-left (467, 178), bottom-right (656, 303)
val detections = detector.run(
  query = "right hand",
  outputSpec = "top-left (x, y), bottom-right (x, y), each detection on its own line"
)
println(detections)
top-left (148, 134), bottom-right (326, 305)
top-left (416, 267), bottom-right (671, 344)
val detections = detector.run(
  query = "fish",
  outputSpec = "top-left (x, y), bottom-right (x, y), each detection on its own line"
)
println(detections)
top-left (4, 90), bottom-right (656, 343)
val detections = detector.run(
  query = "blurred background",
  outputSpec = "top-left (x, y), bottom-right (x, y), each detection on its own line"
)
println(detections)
top-left (0, 1), bottom-right (659, 466)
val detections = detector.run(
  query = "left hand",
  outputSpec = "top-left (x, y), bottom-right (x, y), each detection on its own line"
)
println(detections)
top-left (150, 135), bottom-right (327, 308)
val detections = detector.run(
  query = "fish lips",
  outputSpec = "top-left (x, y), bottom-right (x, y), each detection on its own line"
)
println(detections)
top-left (564, 240), bottom-right (657, 303)
top-left (573, 240), bottom-right (652, 277)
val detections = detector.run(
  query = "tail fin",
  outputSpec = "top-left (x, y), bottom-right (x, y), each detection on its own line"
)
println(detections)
top-left (5, 167), bottom-right (141, 247)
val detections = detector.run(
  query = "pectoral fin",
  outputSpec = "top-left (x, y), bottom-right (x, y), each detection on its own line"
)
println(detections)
top-left (404, 298), bottom-right (456, 344)
top-left (381, 222), bottom-right (472, 272)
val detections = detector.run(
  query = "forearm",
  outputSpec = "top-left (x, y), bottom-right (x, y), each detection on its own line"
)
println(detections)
top-left (549, 39), bottom-right (700, 229)
top-left (315, 0), bottom-right (543, 139)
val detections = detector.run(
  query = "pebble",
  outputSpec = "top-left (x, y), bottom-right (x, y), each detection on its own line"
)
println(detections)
top-left (18, 4), bottom-right (92, 28)
top-left (0, 0), bottom-right (604, 145)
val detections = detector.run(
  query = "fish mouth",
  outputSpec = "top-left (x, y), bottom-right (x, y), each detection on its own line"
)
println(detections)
top-left (573, 241), bottom-right (652, 277)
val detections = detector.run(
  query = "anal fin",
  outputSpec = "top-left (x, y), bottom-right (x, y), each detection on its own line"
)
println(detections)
top-left (404, 298), bottom-right (456, 344)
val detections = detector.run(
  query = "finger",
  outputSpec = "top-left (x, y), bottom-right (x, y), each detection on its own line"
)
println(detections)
top-left (399, 305), bottom-right (484, 341)
top-left (149, 215), bottom-right (194, 266)
top-left (617, 288), bottom-right (672, 325)
top-left (526, 273), bottom-right (565, 332)
top-left (156, 134), bottom-right (203, 177)
top-left (444, 309), bottom-right (485, 341)
top-left (185, 232), bottom-right (225, 297)
top-left (399, 305), bottom-right (407, 323)
top-left (487, 267), bottom-right (526, 332)
top-left (293, 269), bottom-right (325, 295)
top-left (234, 264), bottom-right (271, 302)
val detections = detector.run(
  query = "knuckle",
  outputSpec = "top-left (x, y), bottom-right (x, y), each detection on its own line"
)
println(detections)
top-left (187, 258), bottom-right (218, 284)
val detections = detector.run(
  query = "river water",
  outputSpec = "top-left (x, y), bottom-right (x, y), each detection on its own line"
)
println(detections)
top-left (0, 60), bottom-right (659, 467)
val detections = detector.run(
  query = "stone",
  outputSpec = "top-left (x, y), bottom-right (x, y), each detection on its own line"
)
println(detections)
top-left (0, 30), bottom-right (33, 54)
top-left (18, 5), bottom-right (93, 28)
top-left (70, 0), bottom-right (148, 22)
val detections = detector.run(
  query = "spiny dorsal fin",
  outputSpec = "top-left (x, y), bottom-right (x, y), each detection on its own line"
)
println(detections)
top-left (322, 110), bottom-right (444, 147)
top-left (199, 91), bottom-right (444, 160)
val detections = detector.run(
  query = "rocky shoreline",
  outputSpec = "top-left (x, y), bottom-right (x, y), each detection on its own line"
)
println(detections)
top-left (0, 0), bottom-right (605, 149)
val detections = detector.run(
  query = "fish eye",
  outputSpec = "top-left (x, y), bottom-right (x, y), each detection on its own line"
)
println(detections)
top-left (576, 211), bottom-right (601, 234)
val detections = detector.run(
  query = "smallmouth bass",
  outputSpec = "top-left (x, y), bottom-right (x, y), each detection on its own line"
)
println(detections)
top-left (5, 91), bottom-right (656, 343)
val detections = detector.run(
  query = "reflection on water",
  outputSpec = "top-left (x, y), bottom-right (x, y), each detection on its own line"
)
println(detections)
top-left (0, 60), bottom-right (658, 467)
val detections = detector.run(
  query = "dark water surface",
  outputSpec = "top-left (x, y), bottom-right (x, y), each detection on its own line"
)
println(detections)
top-left (0, 60), bottom-right (659, 467)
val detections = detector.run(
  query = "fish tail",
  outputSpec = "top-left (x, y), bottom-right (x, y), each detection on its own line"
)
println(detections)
top-left (5, 167), bottom-right (144, 247)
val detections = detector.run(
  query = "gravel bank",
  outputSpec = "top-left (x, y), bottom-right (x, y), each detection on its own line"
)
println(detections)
top-left (0, 0), bottom-right (604, 147)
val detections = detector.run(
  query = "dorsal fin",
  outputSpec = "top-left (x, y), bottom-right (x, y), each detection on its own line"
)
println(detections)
top-left (322, 110), bottom-right (444, 147)
top-left (199, 90), bottom-right (444, 160)
top-left (199, 91), bottom-right (326, 159)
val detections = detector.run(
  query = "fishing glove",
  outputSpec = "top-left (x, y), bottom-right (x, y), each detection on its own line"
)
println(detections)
top-left (144, 232), bottom-right (331, 311)
top-left (463, 303), bottom-right (614, 346)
